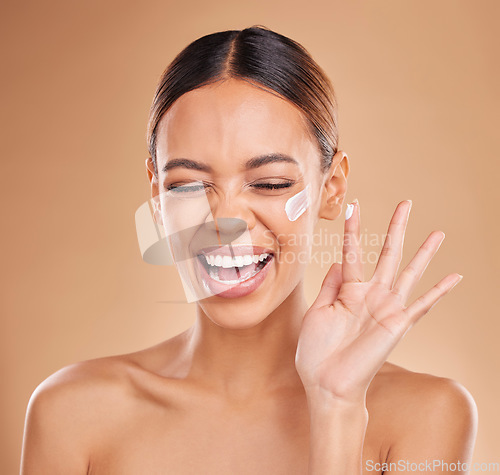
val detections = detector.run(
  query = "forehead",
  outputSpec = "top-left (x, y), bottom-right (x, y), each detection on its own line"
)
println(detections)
top-left (155, 78), bottom-right (319, 169)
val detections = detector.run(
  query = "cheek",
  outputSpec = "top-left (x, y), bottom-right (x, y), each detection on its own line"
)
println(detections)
top-left (159, 187), bottom-right (214, 233)
top-left (256, 199), bottom-right (315, 269)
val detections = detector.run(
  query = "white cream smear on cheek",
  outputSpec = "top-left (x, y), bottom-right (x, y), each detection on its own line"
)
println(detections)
top-left (285, 184), bottom-right (310, 221)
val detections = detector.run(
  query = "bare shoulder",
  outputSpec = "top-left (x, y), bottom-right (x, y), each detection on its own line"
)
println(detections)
top-left (30, 354), bottom-right (133, 401)
top-left (21, 355), bottom-right (139, 474)
top-left (367, 362), bottom-right (478, 463)
top-left (25, 331), bottom-right (190, 428)
top-left (25, 338), bottom-right (182, 420)
top-left (25, 355), bottom-right (136, 434)
top-left (371, 361), bottom-right (477, 416)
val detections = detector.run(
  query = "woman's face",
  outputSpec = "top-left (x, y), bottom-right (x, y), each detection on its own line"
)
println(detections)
top-left (151, 78), bottom-right (345, 329)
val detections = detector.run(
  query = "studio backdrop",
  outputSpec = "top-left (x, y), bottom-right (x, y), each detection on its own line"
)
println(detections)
top-left (1, 0), bottom-right (498, 473)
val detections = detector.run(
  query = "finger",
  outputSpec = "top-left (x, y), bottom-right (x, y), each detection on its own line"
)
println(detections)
top-left (371, 200), bottom-right (412, 289)
top-left (312, 262), bottom-right (343, 308)
top-left (342, 199), bottom-right (364, 283)
top-left (403, 273), bottom-right (463, 324)
top-left (391, 231), bottom-right (445, 302)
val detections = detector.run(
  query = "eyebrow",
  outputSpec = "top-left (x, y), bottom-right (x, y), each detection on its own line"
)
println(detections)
top-left (162, 158), bottom-right (211, 173)
top-left (244, 153), bottom-right (299, 170)
top-left (161, 153), bottom-right (299, 173)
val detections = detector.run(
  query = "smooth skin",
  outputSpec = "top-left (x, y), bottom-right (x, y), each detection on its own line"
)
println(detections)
top-left (21, 79), bottom-right (477, 474)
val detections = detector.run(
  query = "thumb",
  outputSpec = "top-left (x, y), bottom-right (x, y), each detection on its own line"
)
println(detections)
top-left (311, 262), bottom-right (343, 308)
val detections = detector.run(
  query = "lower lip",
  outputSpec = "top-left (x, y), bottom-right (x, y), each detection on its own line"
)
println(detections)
top-left (196, 256), bottom-right (274, 299)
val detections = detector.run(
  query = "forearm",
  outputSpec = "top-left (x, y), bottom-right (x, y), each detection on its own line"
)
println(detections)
top-left (306, 390), bottom-right (369, 475)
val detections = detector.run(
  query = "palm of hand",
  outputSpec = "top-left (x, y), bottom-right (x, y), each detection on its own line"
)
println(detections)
top-left (295, 200), bottom-right (462, 402)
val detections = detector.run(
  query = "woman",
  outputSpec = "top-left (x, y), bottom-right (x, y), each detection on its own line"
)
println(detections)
top-left (21, 25), bottom-right (477, 474)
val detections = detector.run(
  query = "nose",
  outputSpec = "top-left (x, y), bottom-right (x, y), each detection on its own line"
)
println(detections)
top-left (204, 193), bottom-right (256, 241)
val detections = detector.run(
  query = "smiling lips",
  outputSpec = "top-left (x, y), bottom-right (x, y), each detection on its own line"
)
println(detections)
top-left (203, 252), bottom-right (270, 268)
top-left (196, 245), bottom-right (274, 290)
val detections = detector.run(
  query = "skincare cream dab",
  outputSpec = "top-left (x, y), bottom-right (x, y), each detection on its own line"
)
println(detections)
top-left (345, 203), bottom-right (354, 220)
top-left (285, 184), bottom-right (310, 221)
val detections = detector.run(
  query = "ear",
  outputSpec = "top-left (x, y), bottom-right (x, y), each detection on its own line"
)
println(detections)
top-left (145, 156), bottom-right (163, 226)
top-left (318, 150), bottom-right (350, 221)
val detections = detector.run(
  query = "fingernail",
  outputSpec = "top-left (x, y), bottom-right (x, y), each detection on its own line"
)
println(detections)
top-left (345, 203), bottom-right (354, 220)
top-left (451, 274), bottom-right (463, 289)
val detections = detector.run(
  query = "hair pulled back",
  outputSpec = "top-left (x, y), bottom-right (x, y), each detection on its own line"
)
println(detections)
top-left (147, 25), bottom-right (338, 176)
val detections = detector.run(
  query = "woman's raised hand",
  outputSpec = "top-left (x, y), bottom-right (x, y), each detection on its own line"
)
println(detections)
top-left (295, 200), bottom-right (463, 403)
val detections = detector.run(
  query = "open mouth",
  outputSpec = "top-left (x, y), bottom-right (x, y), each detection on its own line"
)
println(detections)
top-left (196, 251), bottom-right (274, 285)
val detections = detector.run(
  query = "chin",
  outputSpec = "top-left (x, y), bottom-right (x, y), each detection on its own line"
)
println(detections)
top-left (197, 299), bottom-right (274, 330)
top-left (196, 279), bottom-right (302, 331)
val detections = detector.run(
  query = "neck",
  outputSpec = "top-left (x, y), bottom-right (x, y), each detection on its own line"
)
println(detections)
top-left (184, 284), bottom-right (309, 402)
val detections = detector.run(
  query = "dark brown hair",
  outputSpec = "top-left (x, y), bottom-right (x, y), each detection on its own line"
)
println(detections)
top-left (147, 25), bottom-right (338, 176)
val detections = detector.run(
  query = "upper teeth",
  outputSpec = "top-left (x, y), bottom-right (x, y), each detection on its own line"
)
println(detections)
top-left (203, 253), bottom-right (270, 268)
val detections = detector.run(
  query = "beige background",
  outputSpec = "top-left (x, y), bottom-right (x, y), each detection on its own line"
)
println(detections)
top-left (1, 0), bottom-right (498, 472)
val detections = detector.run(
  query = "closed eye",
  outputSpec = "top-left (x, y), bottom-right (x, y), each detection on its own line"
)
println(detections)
top-left (251, 182), bottom-right (294, 190)
top-left (165, 180), bottom-right (296, 195)
top-left (165, 182), bottom-right (209, 194)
